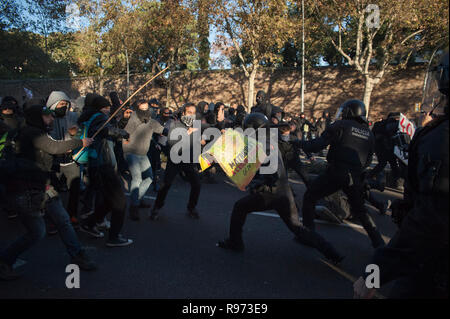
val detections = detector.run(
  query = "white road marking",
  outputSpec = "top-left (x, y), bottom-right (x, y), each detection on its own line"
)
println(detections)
top-left (12, 258), bottom-right (27, 269)
top-left (125, 193), bottom-right (156, 200)
top-left (251, 212), bottom-right (364, 229)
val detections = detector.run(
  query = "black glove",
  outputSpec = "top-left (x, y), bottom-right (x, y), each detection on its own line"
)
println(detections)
top-left (290, 138), bottom-right (304, 149)
top-left (107, 126), bottom-right (129, 140)
top-left (390, 199), bottom-right (412, 226)
top-left (121, 130), bottom-right (130, 140)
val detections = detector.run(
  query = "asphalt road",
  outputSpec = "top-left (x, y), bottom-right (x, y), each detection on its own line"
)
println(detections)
top-left (0, 163), bottom-right (402, 299)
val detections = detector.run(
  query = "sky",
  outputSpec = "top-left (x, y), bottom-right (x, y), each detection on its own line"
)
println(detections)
top-left (14, 0), bottom-right (328, 69)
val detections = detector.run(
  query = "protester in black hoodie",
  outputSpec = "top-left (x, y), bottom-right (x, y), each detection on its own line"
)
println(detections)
top-left (0, 99), bottom-right (24, 132)
top-left (0, 105), bottom-right (96, 280)
top-left (251, 90), bottom-right (272, 118)
top-left (213, 102), bottom-right (228, 130)
top-left (0, 101), bottom-right (21, 219)
top-left (196, 101), bottom-right (209, 123)
top-left (0, 116), bottom-right (17, 219)
top-left (234, 105), bottom-right (247, 128)
top-left (78, 95), bottom-right (133, 247)
top-left (150, 103), bottom-right (207, 220)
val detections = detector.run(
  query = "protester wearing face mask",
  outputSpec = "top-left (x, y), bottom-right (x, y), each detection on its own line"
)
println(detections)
top-left (150, 102), bottom-right (208, 221)
top-left (0, 105), bottom-right (96, 280)
top-left (148, 98), bottom-right (161, 119)
top-left (77, 95), bottom-right (133, 247)
top-left (46, 91), bottom-right (82, 227)
top-left (123, 100), bottom-right (165, 220)
top-left (0, 97), bottom-right (24, 132)
top-left (154, 107), bottom-right (171, 153)
top-left (0, 98), bottom-right (25, 220)
top-left (213, 102), bottom-right (227, 131)
top-left (118, 107), bottom-right (133, 129)
top-left (234, 105), bottom-right (247, 128)
top-left (271, 106), bottom-right (283, 125)
top-left (195, 101), bottom-right (209, 123)
top-left (158, 107), bottom-right (172, 125)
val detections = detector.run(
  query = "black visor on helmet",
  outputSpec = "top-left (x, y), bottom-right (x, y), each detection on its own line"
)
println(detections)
top-left (243, 112), bottom-right (269, 130)
top-left (335, 99), bottom-right (367, 122)
top-left (422, 50), bottom-right (449, 116)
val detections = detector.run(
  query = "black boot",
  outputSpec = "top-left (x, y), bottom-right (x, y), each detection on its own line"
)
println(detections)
top-left (71, 248), bottom-right (97, 271)
top-left (320, 241), bottom-right (345, 265)
top-left (139, 200), bottom-right (152, 208)
top-left (129, 205), bottom-right (140, 221)
top-left (369, 231), bottom-right (385, 249)
top-left (187, 208), bottom-right (200, 219)
top-left (149, 206), bottom-right (160, 221)
top-left (217, 238), bottom-right (244, 252)
top-left (0, 259), bottom-right (21, 281)
top-left (296, 229), bottom-right (344, 265)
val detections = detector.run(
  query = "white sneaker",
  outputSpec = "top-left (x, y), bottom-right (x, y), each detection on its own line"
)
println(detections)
top-left (80, 210), bottom-right (94, 220)
top-left (96, 218), bottom-right (111, 230)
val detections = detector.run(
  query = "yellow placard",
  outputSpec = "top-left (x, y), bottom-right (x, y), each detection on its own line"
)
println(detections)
top-left (199, 130), bottom-right (266, 191)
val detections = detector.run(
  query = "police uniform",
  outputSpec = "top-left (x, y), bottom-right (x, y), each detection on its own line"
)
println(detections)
top-left (369, 116), bottom-right (401, 186)
top-left (368, 114), bottom-right (449, 298)
top-left (300, 101), bottom-right (385, 249)
top-left (278, 133), bottom-right (310, 187)
top-left (218, 113), bottom-right (343, 264)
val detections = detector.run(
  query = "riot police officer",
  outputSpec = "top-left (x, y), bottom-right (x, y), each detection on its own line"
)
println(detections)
top-left (278, 122), bottom-right (310, 187)
top-left (354, 51), bottom-right (449, 299)
top-left (298, 99), bottom-right (385, 249)
top-left (369, 112), bottom-right (402, 188)
top-left (217, 113), bottom-right (344, 265)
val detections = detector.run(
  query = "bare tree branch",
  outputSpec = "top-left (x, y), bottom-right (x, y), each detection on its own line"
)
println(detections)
top-left (355, 9), bottom-right (364, 66)
top-left (224, 16), bottom-right (250, 77)
top-left (400, 29), bottom-right (424, 45)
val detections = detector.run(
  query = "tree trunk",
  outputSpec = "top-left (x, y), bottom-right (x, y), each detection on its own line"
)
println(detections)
top-left (99, 68), bottom-right (105, 96)
top-left (125, 48), bottom-right (130, 98)
top-left (247, 66), bottom-right (258, 112)
top-left (363, 77), bottom-right (374, 120)
top-left (166, 76), bottom-right (172, 108)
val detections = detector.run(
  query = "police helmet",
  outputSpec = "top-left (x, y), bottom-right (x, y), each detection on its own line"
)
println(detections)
top-left (387, 112), bottom-right (400, 120)
top-left (243, 112), bottom-right (270, 130)
top-left (335, 99), bottom-right (367, 122)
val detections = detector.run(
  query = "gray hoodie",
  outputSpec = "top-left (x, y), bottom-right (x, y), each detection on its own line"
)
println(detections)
top-left (123, 112), bottom-right (164, 156)
top-left (46, 91), bottom-right (78, 141)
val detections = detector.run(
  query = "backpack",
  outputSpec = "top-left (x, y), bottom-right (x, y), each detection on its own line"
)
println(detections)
top-left (72, 113), bottom-right (102, 164)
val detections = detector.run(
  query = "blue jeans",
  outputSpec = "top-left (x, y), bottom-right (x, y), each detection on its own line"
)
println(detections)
top-left (0, 191), bottom-right (82, 266)
top-left (126, 153), bottom-right (153, 206)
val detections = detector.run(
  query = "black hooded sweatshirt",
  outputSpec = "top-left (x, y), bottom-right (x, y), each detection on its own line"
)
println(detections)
top-left (14, 105), bottom-right (82, 189)
top-left (77, 99), bottom-right (129, 168)
top-left (251, 91), bottom-right (273, 119)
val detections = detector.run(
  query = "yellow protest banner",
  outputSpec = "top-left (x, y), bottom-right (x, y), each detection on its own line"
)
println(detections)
top-left (199, 130), bottom-right (266, 191)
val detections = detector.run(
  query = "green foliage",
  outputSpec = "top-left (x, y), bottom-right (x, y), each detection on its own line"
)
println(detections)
top-left (0, 0), bottom-right (448, 81)
top-left (0, 29), bottom-right (73, 79)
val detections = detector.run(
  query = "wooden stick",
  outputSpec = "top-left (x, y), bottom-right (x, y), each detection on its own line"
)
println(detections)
top-left (73, 67), bottom-right (169, 161)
